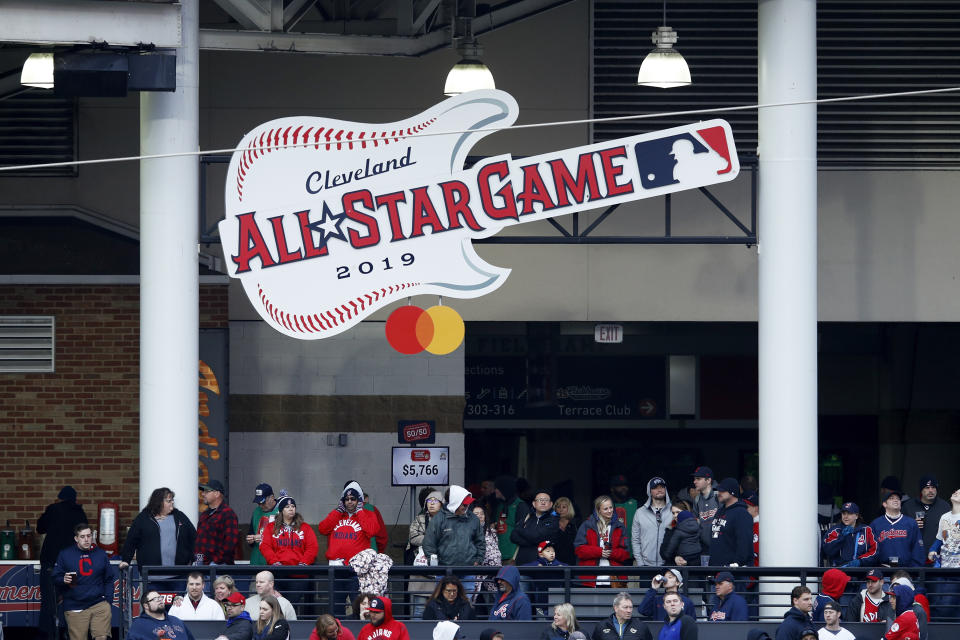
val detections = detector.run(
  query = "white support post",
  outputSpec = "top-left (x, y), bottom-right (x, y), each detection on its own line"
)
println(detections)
top-left (757, 0), bottom-right (819, 615)
top-left (139, 0), bottom-right (200, 523)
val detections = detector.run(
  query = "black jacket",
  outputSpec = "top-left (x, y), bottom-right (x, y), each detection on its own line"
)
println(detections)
top-left (591, 614), bottom-right (652, 640)
top-left (253, 618), bottom-right (289, 640)
top-left (708, 500), bottom-right (753, 567)
top-left (121, 508), bottom-right (196, 568)
top-left (554, 517), bottom-right (581, 566)
top-left (660, 517), bottom-right (702, 567)
top-left (38, 500), bottom-right (88, 564)
top-left (422, 597), bottom-right (475, 621)
top-left (222, 614), bottom-right (254, 640)
top-left (511, 510), bottom-right (560, 565)
top-left (775, 607), bottom-right (811, 640)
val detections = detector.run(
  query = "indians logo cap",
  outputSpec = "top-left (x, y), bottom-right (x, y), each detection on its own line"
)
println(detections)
top-left (367, 597), bottom-right (385, 612)
top-left (225, 592), bottom-right (246, 605)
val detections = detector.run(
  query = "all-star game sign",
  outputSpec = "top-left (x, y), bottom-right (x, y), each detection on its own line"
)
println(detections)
top-left (219, 90), bottom-right (739, 353)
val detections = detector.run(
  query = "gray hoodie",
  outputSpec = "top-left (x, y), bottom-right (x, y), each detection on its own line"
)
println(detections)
top-left (631, 477), bottom-right (672, 566)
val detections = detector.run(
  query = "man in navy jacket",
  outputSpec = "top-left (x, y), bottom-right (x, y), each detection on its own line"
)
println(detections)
top-left (707, 571), bottom-right (749, 621)
top-left (53, 523), bottom-right (117, 640)
top-left (710, 478), bottom-right (755, 568)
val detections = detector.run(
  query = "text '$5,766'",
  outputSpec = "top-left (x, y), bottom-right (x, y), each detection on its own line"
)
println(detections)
top-left (401, 463), bottom-right (440, 476)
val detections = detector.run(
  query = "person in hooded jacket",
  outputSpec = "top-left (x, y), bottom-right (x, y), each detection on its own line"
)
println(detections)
top-left (574, 495), bottom-right (631, 587)
top-left (422, 575), bottom-right (475, 621)
top-left (318, 481), bottom-right (378, 615)
top-left (423, 485), bottom-right (485, 566)
top-left (218, 591), bottom-right (255, 640)
top-left (811, 568), bottom-right (850, 622)
top-left (489, 565), bottom-right (532, 620)
top-left (775, 586), bottom-right (814, 640)
top-left (494, 475), bottom-right (530, 562)
top-left (358, 596), bottom-right (410, 640)
top-left (632, 477), bottom-right (672, 567)
top-left (709, 478), bottom-right (754, 568)
top-left (660, 507), bottom-right (701, 568)
top-left (885, 584), bottom-right (928, 640)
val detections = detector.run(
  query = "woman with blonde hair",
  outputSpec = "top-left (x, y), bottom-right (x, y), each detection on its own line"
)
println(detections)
top-left (254, 594), bottom-right (290, 640)
top-left (553, 497), bottom-right (580, 566)
top-left (539, 602), bottom-right (579, 640)
top-left (574, 495), bottom-right (630, 587)
top-left (212, 574), bottom-right (238, 616)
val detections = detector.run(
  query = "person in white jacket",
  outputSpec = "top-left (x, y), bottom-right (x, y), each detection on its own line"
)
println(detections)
top-left (631, 477), bottom-right (672, 566)
top-left (168, 572), bottom-right (225, 620)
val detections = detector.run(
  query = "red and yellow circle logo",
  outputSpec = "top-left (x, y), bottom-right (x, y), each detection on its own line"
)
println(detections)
top-left (385, 304), bottom-right (464, 355)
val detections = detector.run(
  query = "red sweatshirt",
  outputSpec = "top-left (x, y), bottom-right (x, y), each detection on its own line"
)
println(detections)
top-left (318, 509), bottom-right (378, 563)
top-left (357, 597), bottom-right (409, 640)
top-left (260, 521), bottom-right (319, 566)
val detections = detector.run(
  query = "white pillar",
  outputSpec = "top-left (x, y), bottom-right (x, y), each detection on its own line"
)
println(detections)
top-left (139, 0), bottom-right (200, 523)
top-left (757, 0), bottom-right (818, 579)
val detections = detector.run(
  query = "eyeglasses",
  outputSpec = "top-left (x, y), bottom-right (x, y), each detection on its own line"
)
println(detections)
top-left (146, 596), bottom-right (164, 604)
top-left (344, 496), bottom-right (358, 502)
top-left (443, 587), bottom-right (459, 594)
top-left (534, 497), bottom-right (551, 503)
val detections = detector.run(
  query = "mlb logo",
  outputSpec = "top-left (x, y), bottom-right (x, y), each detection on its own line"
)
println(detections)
top-left (635, 125), bottom-right (734, 190)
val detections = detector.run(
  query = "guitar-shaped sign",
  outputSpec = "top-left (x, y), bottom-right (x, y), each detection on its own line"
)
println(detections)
top-left (219, 90), bottom-right (739, 340)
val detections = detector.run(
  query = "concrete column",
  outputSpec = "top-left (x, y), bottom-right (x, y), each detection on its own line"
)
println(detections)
top-left (757, 0), bottom-right (818, 572)
top-left (139, 0), bottom-right (200, 522)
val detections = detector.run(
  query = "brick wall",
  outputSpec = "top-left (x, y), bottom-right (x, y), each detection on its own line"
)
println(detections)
top-left (0, 283), bottom-right (227, 543)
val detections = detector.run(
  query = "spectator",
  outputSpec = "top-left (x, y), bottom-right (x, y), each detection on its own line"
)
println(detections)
top-left (554, 497), bottom-right (581, 566)
top-left (870, 489), bottom-right (925, 567)
top-left (881, 477), bottom-right (910, 507)
top-left (883, 607), bottom-right (921, 640)
top-left (691, 467), bottom-right (719, 553)
top-left (903, 476), bottom-right (951, 554)
top-left (169, 572), bottom-right (226, 620)
top-left (422, 485), bottom-right (485, 594)
top-left (245, 571), bottom-right (297, 621)
top-left (408, 489), bottom-right (444, 615)
top-left (817, 601), bottom-right (854, 640)
top-left (523, 540), bottom-right (568, 618)
top-left (489, 565), bottom-right (532, 621)
top-left (53, 523), bottom-right (117, 640)
top-left (310, 614), bottom-right (357, 640)
top-left (610, 474), bottom-right (639, 564)
top-left (845, 568), bottom-right (893, 623)
top-left (658, 592), bottom-right (697, 640)
top-left (357, 487), bottom-right (389, 554)
top-left (213, 575), bottom-right (239, 617)
top-left (660, 506), bottom-right (701, 568)
top-left (37, 485), bottom-right (89, 640)
top-left (217, 592), bottom-right (255, 640)
top-left (128, 590), bottom-right (195, 640)
top-left (775, 586), bottom-right (814, 640)
top-left (480, 630), bottom-right (505, 640)
top-left (890, 571), bottom-right (930, 622)
top-left (318, 482), bottom-right (379, 614)
top-left (822, 502), bottom-right (877, 567)
top-left (197, 479), bottom-right (240, 565)
top-left (742, 491), bottom-right (759, 567)
top-left (812, 568), bottom-right (850, 622)
top-left (494, 476), bottom-right (529, 562)
top-left (709, 478), bottom-right (753, 568)
top-left (885, 584), bottom-right (928, 640)
top-left (632, 477), bottom-right (672, 567)
top-left (422, 575), bottom-right (475, 621)
top-left (574, 495), bottom-right (630, 587)
top-left (512, 489), bottom-right (559, 565)
top-left (119, 487), bottom-right (196, 589)
top-left (252, 594), bottom-right (290, 640)
top-left (472, 499), bottom-right (503, 605)
top-left (798, 630), bottom-right (817, 640)
top-left (358, 596), bottom-right (409, 640)
top-left (637, 568), bottom-right (696, 621)
top-left (247, 483), bottom-right (278, 566)
top-left (480, 480), bottom-right (497, 499)
top-left (927, 487), bottom-right (960, 619)
top-left (351, 592), bottom-right (377, 621)
top-left (259, 492), bottom-right (318, 603)
top-left (540, 602), bottom-right (579, 640)
top-left (591, 592), bottom-right (651, 640)
top-left (707, 571), bottom-right (747, 621)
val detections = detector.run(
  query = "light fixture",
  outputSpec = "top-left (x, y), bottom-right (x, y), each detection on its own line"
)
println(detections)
top-left (20, 53), bottom-right (54, 89)
top-left (637, 1), bottom-right (691, 89)
top-left (444, 35), bottom-right (495, 96)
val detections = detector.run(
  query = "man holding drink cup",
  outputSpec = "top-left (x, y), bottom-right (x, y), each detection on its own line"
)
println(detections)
top-left (903, 475), bottom-right (950, 553)
top-left (53, 523), bottom-right (116, 640)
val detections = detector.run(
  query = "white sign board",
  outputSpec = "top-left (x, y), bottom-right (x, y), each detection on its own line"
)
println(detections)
top-left (219, 90), bottom-right (740, 341)
top-left (594, 323), bottom-right (623, 343)
top-left (391, 446), bottom-right (449, 486)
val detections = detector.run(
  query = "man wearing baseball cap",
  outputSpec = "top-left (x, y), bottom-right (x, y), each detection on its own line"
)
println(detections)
top-left (358, 596), bottom-right (409, 640)
top-left (822, 502), bottom-right (878, 568)
top-left (707, 571), bottom-right (748, 621)
top-left (710, 478), bottom-right (753, 568)
top-left (631, 476), bottom-right (672, 567)
top-left (903, 475), bottom-right (950, 551)
top-left (817, 601), bottom-right (854, 640)
top-left (197, 480), bottom-right (240, 565)
top-left (218, 591), bottom-right (254, 640)
top-left (691, 466), bottom-right (720, 552)
top-left (845, 568), bottom-right (893, 623)
top-left (246, 483), bottom-right (278, 566)
top-left (870, 490), bottom-right (926, 567)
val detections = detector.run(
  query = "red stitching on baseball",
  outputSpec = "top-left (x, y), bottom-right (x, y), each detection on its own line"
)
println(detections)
top-left (258, 282), bottom-right (422, 333)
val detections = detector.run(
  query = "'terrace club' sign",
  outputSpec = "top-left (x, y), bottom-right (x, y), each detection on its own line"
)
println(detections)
top-left (219, 90), bottom-right (740, 340)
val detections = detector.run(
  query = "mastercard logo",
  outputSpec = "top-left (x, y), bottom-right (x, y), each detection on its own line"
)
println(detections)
top-left (385, 304), bottom-right (464, 355)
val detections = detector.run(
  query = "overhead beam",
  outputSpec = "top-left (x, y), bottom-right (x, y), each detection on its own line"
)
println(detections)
top-left (412, 0), bottom-right (444, 33)
top-left (284, 0), bottom-right (319, 31)
top-left (211, 0), bottom-right (270, 31)
top-left (0, 0), bottom-right (181, 47)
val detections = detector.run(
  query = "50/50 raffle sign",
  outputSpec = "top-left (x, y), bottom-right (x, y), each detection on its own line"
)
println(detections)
top-left (391, 447), bottom-right (449, 486)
